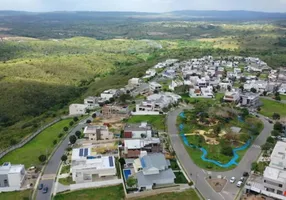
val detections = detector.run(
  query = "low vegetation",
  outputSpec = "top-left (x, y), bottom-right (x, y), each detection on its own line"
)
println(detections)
top-left (0, 190), bottom-right (31, 200)
top-left (137, 189), bottom-right (200, 200)
top-left (259, 98), bottom-right (286, 118)
top-left (127, 115), bottom-right (166, 131)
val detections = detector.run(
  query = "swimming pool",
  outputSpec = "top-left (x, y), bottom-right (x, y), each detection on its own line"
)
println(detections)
top-left (123, 169), bottom-right (131, 180)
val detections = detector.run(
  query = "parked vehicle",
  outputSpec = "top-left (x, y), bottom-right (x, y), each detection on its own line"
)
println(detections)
top-left (243, 172), bottom-right (249, 177)
top-left (38, 183), bottom-right (43, 190)
top-left (236, 180), bottom-right (243, 187)
top-left (230, 177), bottom-right (236, 183)
top-left (240, 177), bottom-right (245, 182)
top-left (42, 187), bottom-right (48, 194)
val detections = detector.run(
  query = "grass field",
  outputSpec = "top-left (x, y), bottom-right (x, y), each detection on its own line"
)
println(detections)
top-left (54, 185), bottom-right (125, 200)
top-left (137, 189), bottom-right (200, 200)
top-left (259, 98), bottom-right (286, 118)
top-left (127, 115), bottom-right (166, 131)
top-left (0, 119), bottom-right (72, 167)
top-left (0, 190), bottom-right (31, 200)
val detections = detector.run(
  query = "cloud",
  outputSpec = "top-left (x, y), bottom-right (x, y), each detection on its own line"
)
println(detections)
top-left (0, 0), bottom-right (285, 12)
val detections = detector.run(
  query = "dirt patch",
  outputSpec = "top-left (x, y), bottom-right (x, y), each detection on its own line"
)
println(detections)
top-left (207, 178), bottom-right (227, 192)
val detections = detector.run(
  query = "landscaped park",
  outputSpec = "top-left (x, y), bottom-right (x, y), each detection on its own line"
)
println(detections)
top-left (178, 101), bottom-right (263, 171)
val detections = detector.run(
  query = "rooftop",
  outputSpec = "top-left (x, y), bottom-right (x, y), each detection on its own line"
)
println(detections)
top-left (136, 168), bottom-right (175, 187)
top-left (124, 122), bottom-right (152, 131)
top-left (124, 138), bottom-right (160, 149)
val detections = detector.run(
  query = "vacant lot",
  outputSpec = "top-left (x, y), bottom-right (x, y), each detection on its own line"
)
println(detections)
top-left (0, 119), bottom-right (71, 167)
top-left (127, 115), bottom-right (166, 131)
top-left (137, 189), bottom-right (200, 200)
top-left (54, 185), bottom-right (124, 200)
top-left (0, 190), bottom-right (31, 200)
top-left (259, 98), bottom-right (286, 118)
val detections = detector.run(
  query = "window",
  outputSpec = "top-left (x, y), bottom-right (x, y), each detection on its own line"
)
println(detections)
top-left (277, 190), bottom-right (283, 195)
top-left (279, 184), bottom-right (283, 188)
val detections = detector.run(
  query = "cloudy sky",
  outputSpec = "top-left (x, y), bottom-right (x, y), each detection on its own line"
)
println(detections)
top-left (1, 0), bottom-right (286, 13)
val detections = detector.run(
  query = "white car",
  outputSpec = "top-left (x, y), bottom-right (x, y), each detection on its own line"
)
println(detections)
top-left (230, 177), bottom-right (236, 183)
top-left (236, 180), bottom-right (243, 187)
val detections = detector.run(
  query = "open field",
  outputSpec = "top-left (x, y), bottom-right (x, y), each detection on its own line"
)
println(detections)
top-left (137, 189), bottom-right (200, 200)
top-left (54, 185), bottom-right (125, 200)
top-left (0, 119), bottom-right (72, 167)
top-left (0, 189), bottom-right (31, 200)
top-left (259, 98), bottom-right (286, 118)
top-left (127, 115), bottom-right (166, 131)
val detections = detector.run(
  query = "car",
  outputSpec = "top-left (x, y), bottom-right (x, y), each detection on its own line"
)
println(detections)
top-left (240, 177), bottom-right (245, 182)
top-left (38, 183), bottom-right (43, 190)
top-left (255, 115), bottom-right (259, 118)
top-left (268, 120), bottom-right (273, 124)
top-left (230, 177), bottom-right (236, 183)
top-left (236, 180), bottom-right (243, 187)
top-left (42, 187), bottom-right (48, 194)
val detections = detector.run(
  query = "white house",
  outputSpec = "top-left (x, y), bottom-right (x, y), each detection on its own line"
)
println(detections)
top-left (149, 82), bottom-right (162, 91)
top-left (71, 148), bottom-right (116, 183)
top-left (189, 86), bottom-right (213, 98)
top-left (100, 89), bottom-right (118, 101)
top-left (143, 69), bottom-right (156, 79)
top-left (223, 91), bottom-right (240, 103)
top-left (168, 80), bottom-right (183, 91)
top-left (84, 96), bottom-right (100, 109)
top-left (0, 162), bottom-right (26, 192)
top-left (240, 92), bottom-right (260, 107)
top-left (69, 104), bottom-right (88, 115)
top-left (128, 78), bottom-right (141, 86)
top-left (124, 122), bottom-right (153, 139)
top-left (83, 125), bottom-right (112, 141)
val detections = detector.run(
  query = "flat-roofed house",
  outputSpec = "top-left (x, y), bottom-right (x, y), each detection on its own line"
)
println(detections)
top-left (83, 125), bottom-right (112, 141)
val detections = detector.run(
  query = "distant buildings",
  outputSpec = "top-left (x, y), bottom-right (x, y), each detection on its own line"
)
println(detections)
top-left (223, 91), bottom-right (240, 103)
top-left (102, 105), bottom-right (129, 119)
top-left (240, 92), bottom-right (260, 107)
top-left (0, 162), bottom-right (26, 192)
top-left (189, 86), bottom-right (214, 98)
top-left (69, 104), bottom-right (88, 116)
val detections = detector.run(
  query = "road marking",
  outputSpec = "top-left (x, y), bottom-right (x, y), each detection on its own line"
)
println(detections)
top-left (219, 193), bottom-right (226, 200)
top-left (42, 174), bottom-right (56, 180)
top-left (252, 145), bottom-right (261, 149)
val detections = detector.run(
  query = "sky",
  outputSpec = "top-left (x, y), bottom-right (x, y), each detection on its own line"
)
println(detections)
top-left (0, 0), bottom-right (286, 13)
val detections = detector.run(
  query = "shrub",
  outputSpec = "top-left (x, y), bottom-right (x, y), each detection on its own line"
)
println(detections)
top-left (38, 154), bottom-right (47, 163)
top-left (188, 181), bottom-right (193, 186)
top-left (221, 146), bottom-right (233, 156)
top-left (63, 126), bottom-right (69, 132)
top-left (272, 113), bottom-right (281, 120)
top-left (69, 121), bottom-right (74, 126)
top-left (73, 117), bottom-right (79, 122)
top-left (266, 136), bottom-right (275, 144)
top-left (58, 133), bottom-right (64, 138)
top-left (75, 130), bottom-right (81, 138)
top-left (69, 135), bottom-right (77, 144)
top-left (53, 139), bottom-right (57, 145)
top-left (274, 122), bottom-right (283, 132)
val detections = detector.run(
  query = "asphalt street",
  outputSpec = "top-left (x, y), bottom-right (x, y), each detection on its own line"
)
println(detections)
top-left (36, 116), bottom-right (92, 200)
top-left (167, 107), bottom-right (273, 200)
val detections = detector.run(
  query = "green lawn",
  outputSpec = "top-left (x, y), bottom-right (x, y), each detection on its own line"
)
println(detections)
top-left (181, 93), bottom-right (223, 104)
top-left (0, 119), bottom-right (72, 167)
top-left (137, 189), bottom-right (200, 200)
top-left (0, 190), bottom-right (31, 200)
top-left (127, 115), bottom-right (166, 131)
top-left (174, 172), bottom-right (188, 184)
top-left (60, 165), bottom-right (71, 174)
top-left (58, 176), bottom-right (75, 185)
top-left (54, 185), bottom-right (125, 200)
top-left (280, 95), bottom-right (286, 101)
top-left (259, 98), bottom-right (286, 118)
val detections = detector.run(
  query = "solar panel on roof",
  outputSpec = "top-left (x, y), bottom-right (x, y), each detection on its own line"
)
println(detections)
top-left (109, 156), bottom-right (114, 167)
top-left (79, 149), bottom-right (83, 156)
top-left (84, 148), bottom-right (88, 156)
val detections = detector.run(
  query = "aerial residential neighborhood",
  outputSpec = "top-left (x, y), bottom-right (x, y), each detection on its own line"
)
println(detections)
top-left (1, 54), bottom-right (286, 200)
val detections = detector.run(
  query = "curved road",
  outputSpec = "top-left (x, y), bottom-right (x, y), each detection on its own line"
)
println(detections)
top-left (167, 107), bottom-right (273, 200)
top-left (36, 116), bottom-right (92, 200)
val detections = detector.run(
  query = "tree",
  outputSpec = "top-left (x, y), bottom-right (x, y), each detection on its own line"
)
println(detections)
top-left (272, 113), bottom-right (281, 120)
top-left (61, 154), bottom-right (68, 163)
top-left (240, 77), bottom-right (247, 83)
top-left (213, 126), bottom-right (221, 136)
top-left (275, 95), bottom-right (281, 101)
top-left (69, 135), bottom-right (77, 144)
top-left (109, 97), bottom-right (115, 103)
top-left (184, 99), bottom-right (190, 104)
top-left (63, 126), bottom-right (69, 132)
top-left (221, 146), bottom-right (233, 157)
top-left (73, 117), bottom-right (78, 122)
top-left (263, 91), bottom-right (267, 96)
top-left (126, 177), bottom-right (137, 187)
top-left (274, 122), bottom-right (283, 132)
top-left (239, 85), bottom-right (244, 92)
top-left (69, 121), bottom-right (74, 126)
top-left (239, 133), bottom-right (250, 143)
top-left (10, 139), bottom-right (18, 146)
top-left (250, 88), bottom-right (257, 93)
top-left (58, 133), bottom-right (64, 138)
top-left (227, 85), bottom-right (232, 92)
top-left (119, 94), bottom-right (132, 103)
top-left (266, 136), bottom-right (275, 144)
top-left (153, 89), bottom-right (159, 94)
top-left (241, 108), bottom-right (249, 118)
top-left (75, 130), bottom-right (81, 138)
top-left (275, 92), bottom-right (280, 97)
top-left (53, 139), bottom-right (57, 145)
top-left (118, 158), bottom-right (126, 166)
top-left (38, 155), bottom-right (47, 163)
top-left (92, 113), bottom-right (97, 118)
top-left (262, 142), bottom-right (274, 151)
top-left (86, 119), bottom-right (91, 124)
top-left (271, 130), bottom-right (280, 137)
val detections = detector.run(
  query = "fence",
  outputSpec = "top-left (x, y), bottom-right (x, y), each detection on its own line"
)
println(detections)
top-left (0, 118), bottom-right (61, 159)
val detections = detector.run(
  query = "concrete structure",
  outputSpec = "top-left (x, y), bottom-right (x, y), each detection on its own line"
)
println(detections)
top-left (71, 148), bottom-right (116, 183)
top-left (121, 138), bottom-right (162, 158)
top-left (240, 92), bottom-right (260, 107)
top-left (83, 125), bottom-right (112, 141)
top-left (0, 162), bottom-right (25, 191)
top-left (134, 153), bottom-right (175, 190)
top-left (84, 96), bottom-right (100, 109)
top-left (169, 80), bottom-right (183, 91)
top-left (69, 104), bottom-right (88, 115)
top-left (149, 82), bottom-right (162, 91)
top-left (189, 86), bottom-right (214, 98)
top-left (100, 89), bottom-right (118, 101)
top-left (128, 78), bottom-right (141, 87)
top-left (102, 105), bottom-right (129, 118)
top-left (124, 122), bottom-right (153, 139)
top-left (223, 91), bottom-right (240, 103)
top-left (246, 142), bottom-right (286, 199)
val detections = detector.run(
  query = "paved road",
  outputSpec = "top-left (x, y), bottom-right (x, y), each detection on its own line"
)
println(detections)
top-left (36, 116), bottom-right (92, 200)
top-left (167, 107), bottom-right (273, 200)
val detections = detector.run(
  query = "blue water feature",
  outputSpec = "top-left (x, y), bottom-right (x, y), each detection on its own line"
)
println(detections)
top-left (179, 112), bottom-right (252, 168)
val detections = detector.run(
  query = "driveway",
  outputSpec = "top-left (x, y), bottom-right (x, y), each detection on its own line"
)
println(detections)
top-left (36, 116), bottom-right (92, 200)
top-left (167, 107), bottom-right (273, 200)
